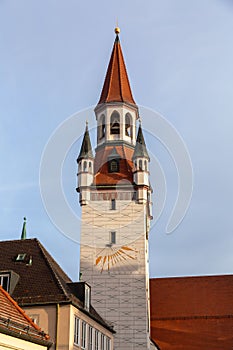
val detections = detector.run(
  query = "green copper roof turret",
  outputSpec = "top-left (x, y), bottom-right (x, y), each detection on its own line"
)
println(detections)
top-left (21, 217), bottom-right (27, 240)
top-left (133, 123), bottom-right (150, 160)
top-left (77, 122), bottom-right (94, 161)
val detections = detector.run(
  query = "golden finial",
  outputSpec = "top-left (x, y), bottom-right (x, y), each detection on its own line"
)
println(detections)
top-left (115, 19), bottom-right (120, 35)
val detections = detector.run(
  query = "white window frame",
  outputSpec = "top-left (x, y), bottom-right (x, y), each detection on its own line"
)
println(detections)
top-left (74, 316), bottom-right (80, 346)
top-left (100, 333), bottom-right (105, 350)
top-left (81, 321), bottom-right (87, 349)
top-left (106, 337), bottom-right (111, 350)
top-left (88, 326), bottom-right (93, 350)
top-left (94, 330), bottom-right (99, 350)
top-left (0, 273), bottom-right (10, 292)
top-left (84, 284), bottom-right (90, 311)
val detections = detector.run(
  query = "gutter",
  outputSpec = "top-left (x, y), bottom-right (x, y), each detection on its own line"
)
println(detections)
top-left (55, 304), bottom-right (60, 350)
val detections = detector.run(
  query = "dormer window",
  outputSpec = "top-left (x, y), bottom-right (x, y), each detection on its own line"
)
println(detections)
top-left (84, 284), bottom-right (90, 311)
top-left (0, 273), bottom-right (10, 292)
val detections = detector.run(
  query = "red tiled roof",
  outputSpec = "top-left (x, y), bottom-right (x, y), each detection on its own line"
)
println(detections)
top-left (150, 275), bottom-right (233, 349)
top-left (97, 35), bottom-right (136, 106)
top-left (94, 145), bottom-right (134, 186)
top-left (0, 285), bottom-right (50, 343)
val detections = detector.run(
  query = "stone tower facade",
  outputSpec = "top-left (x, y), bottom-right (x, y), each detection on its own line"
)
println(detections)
top-left (77, 29), bottom-right (153, 350)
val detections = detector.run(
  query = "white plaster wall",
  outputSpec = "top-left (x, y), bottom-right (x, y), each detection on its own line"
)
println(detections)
top-left (80, 198), bottom-right (150, 350)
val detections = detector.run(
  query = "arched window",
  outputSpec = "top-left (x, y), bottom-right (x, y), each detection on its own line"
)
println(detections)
top-left (89, 162), bottom-right (92, 171)
top-left (125, 113), bottom-right (132, 137)
top-left (144, 160), bottom-right (147, 171)
top-left (110, 111), bottom-right (120, 135)
top-left (84, 161), bottom-right (87, 172)
top-left (134, 160), bottom-right (137, 169)
top-left (109, 159), bottom-right (119, 173)
top-left (139, 160), bottom-right (142, 170)
top-left (99, 115), bottom-right (105, 139)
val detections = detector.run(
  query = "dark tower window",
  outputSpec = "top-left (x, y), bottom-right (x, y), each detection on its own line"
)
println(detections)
top-left (84, 161), bottom-right (87, 172)
top-left (110, 112), bottom-right (120, 135)
top-left (109, 159), bottom-right (119, 173)
top-left (110, 231), bottom-right (116, 244)
top-left (139, 160), bottom-right (142, 170)
top-left (111, 199), bottom-right (116, 210)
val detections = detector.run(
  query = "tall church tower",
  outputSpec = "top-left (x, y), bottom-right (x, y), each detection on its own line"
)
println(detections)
top-left (77, 28), bottom-right (153, 350)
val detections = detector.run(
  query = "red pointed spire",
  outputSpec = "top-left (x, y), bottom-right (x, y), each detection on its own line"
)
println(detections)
top-left (98, 30), bottom-right (136, 106)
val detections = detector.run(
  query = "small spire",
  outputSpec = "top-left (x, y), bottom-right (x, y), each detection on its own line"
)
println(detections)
top-left (97, 26), bottom-right (136, 106)
top-left (77, 123), bottom-right (94, 161)
top-left (133, 124), bottom-right (150, 160)
top-left (21, 217), bottom-right (27, 240)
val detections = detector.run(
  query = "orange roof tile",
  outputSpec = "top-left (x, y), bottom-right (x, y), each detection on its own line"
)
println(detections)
top-left (94, 145), bottom-right (134, 186)
top-left (97, 35), bottom-right (136, 106)
top-left (150, 275), bottom-right (233, 349)
top-left (0, 285), bottom-right (50, 342)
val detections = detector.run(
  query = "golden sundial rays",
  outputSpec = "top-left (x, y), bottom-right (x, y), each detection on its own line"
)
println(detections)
top-left (95, 245), bottom-right (138, 272)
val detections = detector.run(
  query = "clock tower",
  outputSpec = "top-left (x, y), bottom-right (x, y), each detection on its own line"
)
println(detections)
top-left (77, 28), bottom-right (153, 350)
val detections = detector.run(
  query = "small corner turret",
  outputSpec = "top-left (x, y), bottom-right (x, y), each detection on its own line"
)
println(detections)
top-left (133, 122), bottom-right (150, 203)
top-left (76, 122), bottom-right (94, 205)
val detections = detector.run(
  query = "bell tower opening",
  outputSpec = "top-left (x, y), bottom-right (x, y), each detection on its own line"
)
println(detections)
top-left (110, 111), bottom-right (120, 135)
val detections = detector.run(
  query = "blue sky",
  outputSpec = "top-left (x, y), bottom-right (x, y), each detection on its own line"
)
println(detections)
top-left (1, 0), bottom-right (233, 280)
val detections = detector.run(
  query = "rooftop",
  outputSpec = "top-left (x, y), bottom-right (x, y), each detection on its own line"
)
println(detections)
top-left (150, 275), bottom-right (233, 349)
top-left (97, 32), bottom-right (136, 106)
top-left (0, 285), bottom-right (51, 346)
top-left (0, 238), bottom-right (114, 333)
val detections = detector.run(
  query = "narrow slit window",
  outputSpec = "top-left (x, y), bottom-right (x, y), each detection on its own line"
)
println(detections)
top-left (84, 161), bottom-right (87, 172)
top-left (111, 199), bottom-right (116, 210)
top-left (139, 160), bottom-right (142, 170)
top-left (110, 231), bottom-right (116, 245)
